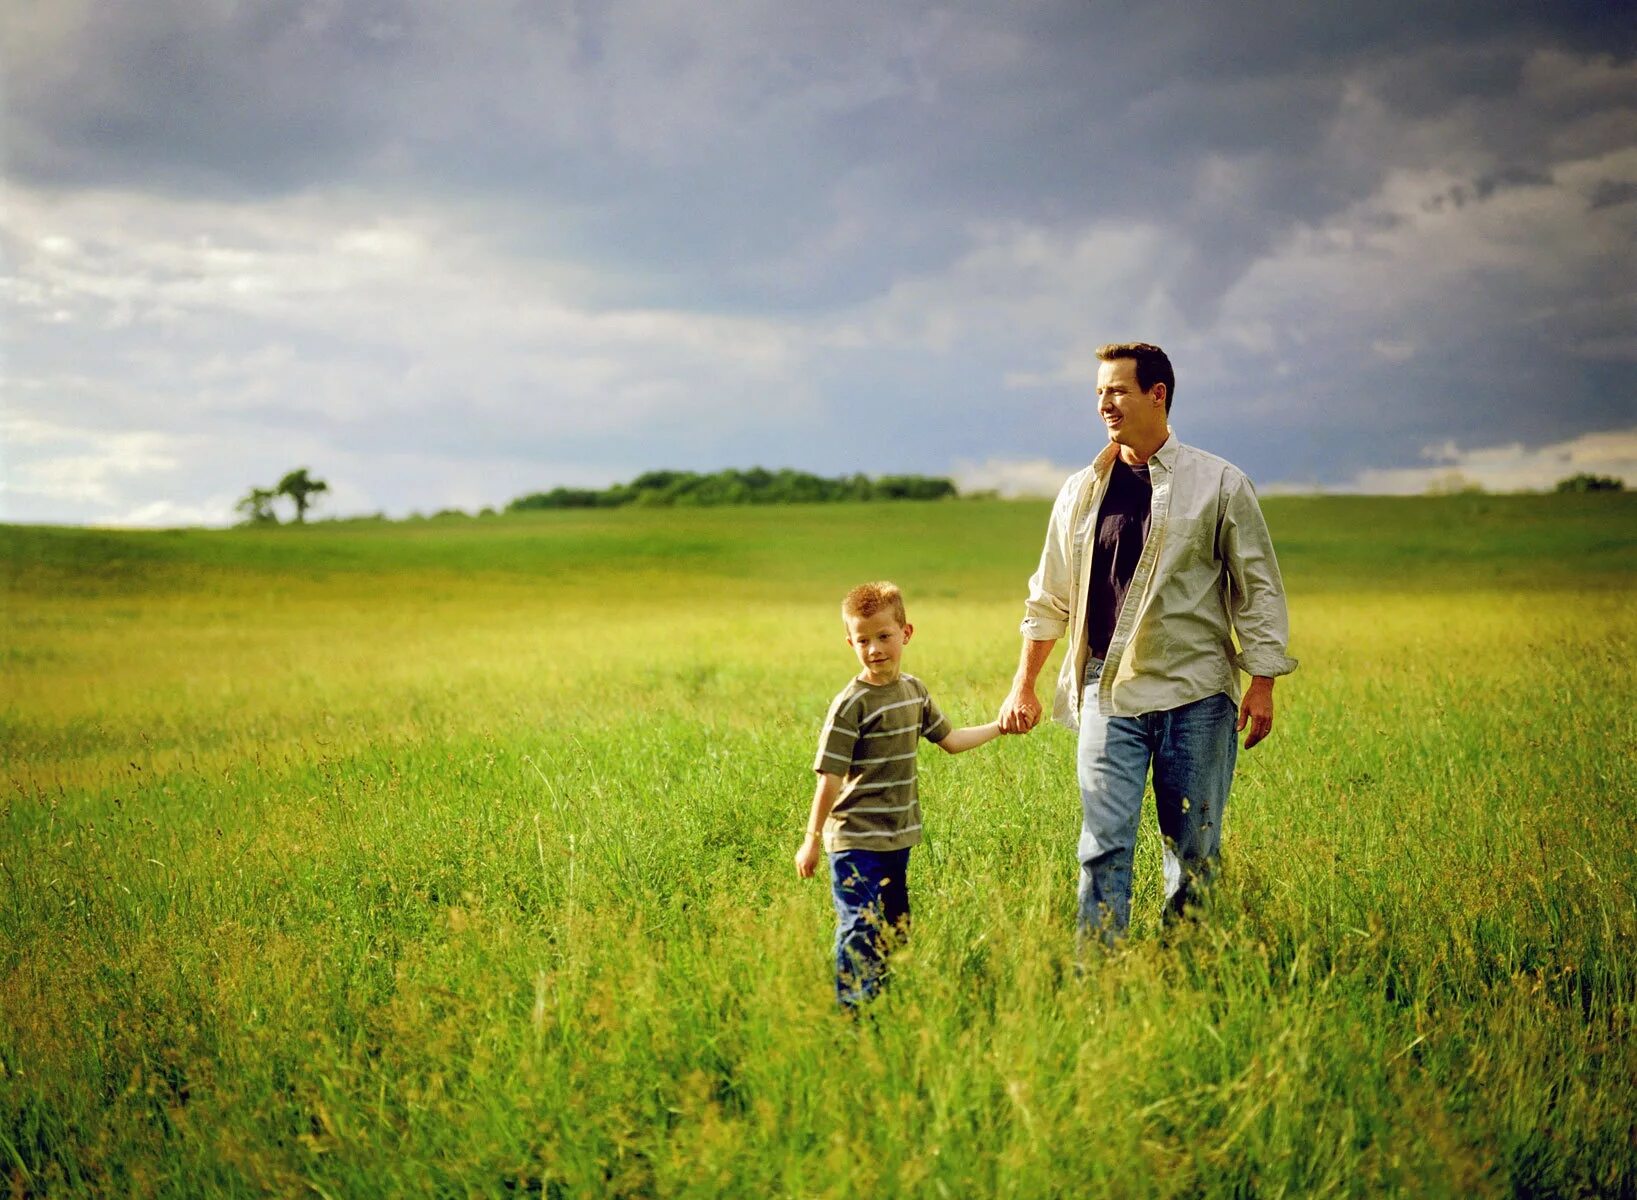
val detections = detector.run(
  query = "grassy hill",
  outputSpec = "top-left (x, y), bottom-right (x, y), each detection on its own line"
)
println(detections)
top-left (2, 495), bottom-right (1634, 1196)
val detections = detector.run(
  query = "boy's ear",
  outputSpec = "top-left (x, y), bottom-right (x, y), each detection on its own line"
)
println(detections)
top-left (902, 623), bottom-right (913, 642)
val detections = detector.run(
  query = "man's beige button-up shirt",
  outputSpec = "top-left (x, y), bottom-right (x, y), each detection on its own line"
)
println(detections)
top-left (1021, 432), bottom-right (1297, 727)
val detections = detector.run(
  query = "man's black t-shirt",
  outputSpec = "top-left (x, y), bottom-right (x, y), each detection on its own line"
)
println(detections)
top-left (1087, 456), bottom-right (1152, 661)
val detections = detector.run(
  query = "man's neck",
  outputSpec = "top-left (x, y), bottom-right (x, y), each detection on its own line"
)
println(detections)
top-left (1117, 430), bottom-right (1168, 466)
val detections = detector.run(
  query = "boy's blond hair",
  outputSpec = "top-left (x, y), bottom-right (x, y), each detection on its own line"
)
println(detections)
top-left (841, 580), bottom-right (907, 627)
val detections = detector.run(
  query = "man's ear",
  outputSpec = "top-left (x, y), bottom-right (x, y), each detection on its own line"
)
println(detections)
top-left (1150, 382), bottom-right (1167, 411)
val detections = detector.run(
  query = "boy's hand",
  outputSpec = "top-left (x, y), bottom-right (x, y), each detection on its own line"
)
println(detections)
top-left (794, 833), bottom-right (823, 879)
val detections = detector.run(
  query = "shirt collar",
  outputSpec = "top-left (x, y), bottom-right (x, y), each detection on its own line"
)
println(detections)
top-left (1150, 430), bottom-right (1179, 472)
top-left (1092, 428), bottom-right (1177, 479)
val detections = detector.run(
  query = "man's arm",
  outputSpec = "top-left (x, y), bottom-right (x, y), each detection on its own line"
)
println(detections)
top-left (1003, 471), bottom-right (1082, 734)
top-left (999, 637), bottom-right (1056, 733)
top-left (1219, 475), bottom-right (1297, 749)
top-left (794, 772), bottom-right (842, 878)
top-left (1237, 676), bottom-right (1275, 749)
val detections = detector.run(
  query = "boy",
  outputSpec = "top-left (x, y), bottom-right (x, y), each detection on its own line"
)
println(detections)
top-left (795, 581), bottom-right (1006, 1009)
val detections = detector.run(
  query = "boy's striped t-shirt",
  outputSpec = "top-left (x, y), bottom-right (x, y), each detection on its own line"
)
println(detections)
top-left (813, 674), bottom-right (952, 852)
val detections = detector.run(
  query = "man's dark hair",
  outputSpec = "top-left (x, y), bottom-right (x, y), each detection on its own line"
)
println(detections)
top-left (1095, 342), bottom-right (1175, 413)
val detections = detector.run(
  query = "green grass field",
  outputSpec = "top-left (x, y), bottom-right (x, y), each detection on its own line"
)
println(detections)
top-left (3, 494), bottom-right (1635, 1197)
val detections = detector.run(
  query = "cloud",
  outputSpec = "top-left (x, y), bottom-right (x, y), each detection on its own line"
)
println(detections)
top-left (98, 498), bottom-right (239, 529)
top-left (0, 414), bottom-right (189, 506)
top-left (1337, 426), bottom-right (1637, 494)
top-left (962, 427), bottom-right (1637, 499)
top-left (951, 457), bottom-right (1077, 499)
top-left (2, 186), bottom-right (815, 513)
top-left (1371, 339), bottom-right (1417, 363)
top-left (1588, 179), bottom-right (1637, 211)
top-left (2, 3), bottom-right (1635, 523)
top-left (10, 3), bottom-right (1630, 314)
top-left (1192, 130), bottom-right (1637, 479)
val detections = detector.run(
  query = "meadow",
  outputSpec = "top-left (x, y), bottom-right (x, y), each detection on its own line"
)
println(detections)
top-left (2, 494), bottom-right (1635, 1197)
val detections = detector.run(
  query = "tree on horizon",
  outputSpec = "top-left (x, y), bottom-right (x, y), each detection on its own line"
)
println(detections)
top-left (277, 468), bottom-right (330, 523)
top-left (234, 486), bottom-right (280, 525)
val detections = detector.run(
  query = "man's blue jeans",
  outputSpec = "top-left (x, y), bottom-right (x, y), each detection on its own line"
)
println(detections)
top-left (829, 847), bottom-right (911, 1008)
top-left (1077, 658), bottom-right (1238, 942)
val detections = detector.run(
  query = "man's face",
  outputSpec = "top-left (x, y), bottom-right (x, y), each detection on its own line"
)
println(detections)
top-left (1095, 358), bottom-right (1167, 449)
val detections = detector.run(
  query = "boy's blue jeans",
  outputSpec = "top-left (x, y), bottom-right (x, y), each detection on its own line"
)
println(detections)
top-left (829, 847), bottom-right (911, 1008)
top-left (1077, 658), bottom-right (1238, 942)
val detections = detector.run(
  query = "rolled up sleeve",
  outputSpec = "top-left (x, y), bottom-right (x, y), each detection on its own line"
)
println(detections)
top-left (1019, 479), bottom-right (1076, 641)
top-left (1220, 477), bottom-right (1298, 678)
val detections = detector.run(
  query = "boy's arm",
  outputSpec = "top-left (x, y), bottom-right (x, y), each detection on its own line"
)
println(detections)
top-left (936, 721), bottom-right (1005, 754)
top-left (794, 772), bottom-right (842, 879)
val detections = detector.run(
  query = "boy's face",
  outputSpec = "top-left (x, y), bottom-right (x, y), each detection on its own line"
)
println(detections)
top-left (845, 609), bottom-right (912, 684)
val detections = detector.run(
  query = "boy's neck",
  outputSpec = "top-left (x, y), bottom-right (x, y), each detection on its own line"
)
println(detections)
top-left (858, 665), bottom-right (903, 686)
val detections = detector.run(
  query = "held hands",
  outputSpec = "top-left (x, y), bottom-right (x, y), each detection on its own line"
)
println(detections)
top-left (1237, 676), bottom-right (1275, 749)
top-left (1002, 678), bottom-right (1272, 745)
top-left (998, 686), bottom-right (1042, 734)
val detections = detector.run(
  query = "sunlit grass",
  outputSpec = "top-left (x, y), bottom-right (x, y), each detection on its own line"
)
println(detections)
top-left (2, 496), bottom-right (1634, 1196)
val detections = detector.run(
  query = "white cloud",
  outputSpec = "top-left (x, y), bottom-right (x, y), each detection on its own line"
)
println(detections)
top-left (951, 457), bottom-right (1075, 498)
top-left (98, 497), bottom-right (237, 529)
top-left (1, 184), bottom-right (827, 523)
top-left (1224, 170), bottom-right (1588, 341)
top-left (826, 219), bottom-right (1179, 359)
top-left (1329, 426), bottom-right (1637, 494)
top-left (4, 186), bottom-right (806, 434)
top-left (970, 430), bottom-right (1637, 500)
top-left (0, 415), bottom-right (189, 505)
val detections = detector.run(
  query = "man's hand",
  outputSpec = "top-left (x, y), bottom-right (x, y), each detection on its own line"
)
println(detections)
top-left (1237, 676), bottom-right (1275, 749)
top-left (794, 833), bottom-right (823, 879)
top-left (998, 686), bottom-right (1042, 734)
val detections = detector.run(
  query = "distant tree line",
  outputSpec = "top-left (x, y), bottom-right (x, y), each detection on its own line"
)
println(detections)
top-left (507, 468), bottom-right (959, 511)
top-left (233, 467), bottom-right (1623, 527)
top-left (1554, 472), bottom-right (1625, 493)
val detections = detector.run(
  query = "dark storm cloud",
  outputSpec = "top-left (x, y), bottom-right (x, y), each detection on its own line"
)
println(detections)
top-left (10, 0), bottom-right (1631, 311)
top-left (4, 1), bottom-right (1635, 523)
top-left (1589, 179), bottom-right (1637, 211)
top-left (1420, 166), bottom-right (1556, 212)
top-left (3, 2), bottom-right (413, 194)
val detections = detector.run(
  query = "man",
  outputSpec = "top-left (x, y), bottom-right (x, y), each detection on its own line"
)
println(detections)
top-left (998, 342), bottom-right (1296, 942)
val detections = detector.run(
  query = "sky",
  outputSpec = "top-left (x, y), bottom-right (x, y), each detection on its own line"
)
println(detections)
top-left (3, 1), bottom-right (1635, 526)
